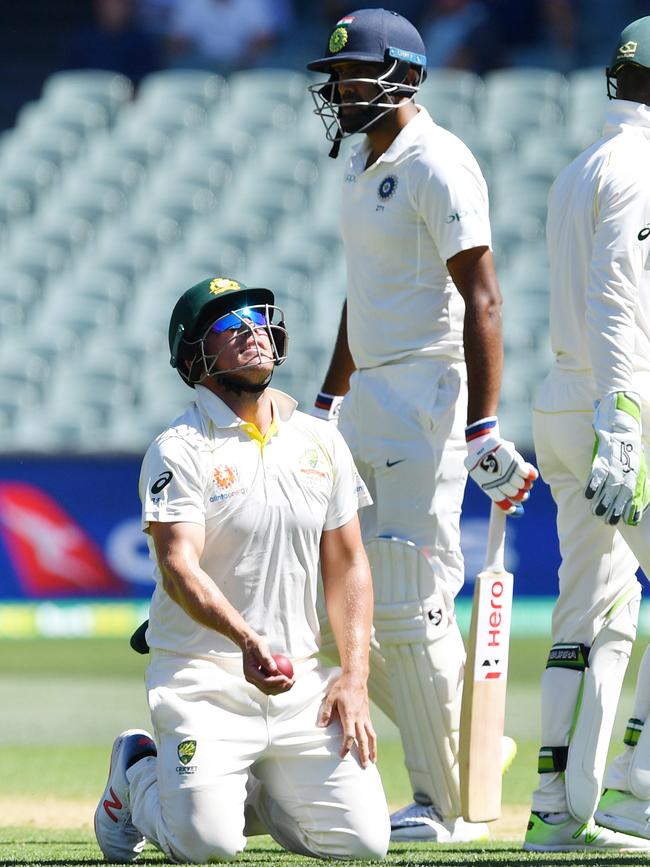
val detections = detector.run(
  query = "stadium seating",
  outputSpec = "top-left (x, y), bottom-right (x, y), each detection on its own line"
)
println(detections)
top-left (0, 65), bottom-right (612, 453)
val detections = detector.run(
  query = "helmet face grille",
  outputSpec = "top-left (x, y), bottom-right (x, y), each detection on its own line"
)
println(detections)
top-left (180, 304), bottom-right (288, 388)
top-left (307, 60), bottom-right (424, 146)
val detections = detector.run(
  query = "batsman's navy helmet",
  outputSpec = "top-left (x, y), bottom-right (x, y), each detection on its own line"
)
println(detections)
top-left (307, 9), bottom-right (427, 155)
top-left (307, 7), bottom-right (427, 74)
top-left (606, 16), bottom-right (650, 98)
top-left (168, 277), bottom-right (287, 387)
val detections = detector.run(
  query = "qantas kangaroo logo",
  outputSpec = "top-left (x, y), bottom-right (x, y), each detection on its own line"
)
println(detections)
top-left (0, 483), bottom-right (125, 596)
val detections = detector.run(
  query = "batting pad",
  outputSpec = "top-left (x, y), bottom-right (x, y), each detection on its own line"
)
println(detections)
top-left (565, 592), bottom-right (639, 822)
top-left (604, 644), bottom-right (650, 798)
top-left (627, 645), bottom-right (650, 798)
top-left (366, 536), bottom-right (464, 818)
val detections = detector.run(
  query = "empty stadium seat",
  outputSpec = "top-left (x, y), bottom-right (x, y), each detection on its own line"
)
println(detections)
top-left (138, 70), bottom-right (226, 110)
top-left (42, 70), bottom-right (134, 120)
top-left (566, 67), bottom-right (609, 142)
top-left (416, 69), bottom-right (484, 130)
top-left (228, 68), bottom-right (310, 110)
top-left (480, 68), bottom-right (566, 140)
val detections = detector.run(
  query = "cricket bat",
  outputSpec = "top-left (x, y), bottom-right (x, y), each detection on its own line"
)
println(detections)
top-left (459, 501), bottom-right (514, 822)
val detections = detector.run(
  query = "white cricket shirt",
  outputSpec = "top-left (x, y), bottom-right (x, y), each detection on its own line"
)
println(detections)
top-left (546, 99), bottom-right (650, 397)
top-left (340, 105), bottom-right (492, 369)
top-left (140, 385), bottom-right (370, 659)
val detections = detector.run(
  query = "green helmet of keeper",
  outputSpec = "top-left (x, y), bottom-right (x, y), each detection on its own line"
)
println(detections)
top-left (168, 276), bottom-right (287, 388)
top-left (607, 16), bottom-right (650, 98)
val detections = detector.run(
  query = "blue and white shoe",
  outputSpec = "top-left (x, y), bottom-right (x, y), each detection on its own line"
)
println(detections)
top-left (390, 798), bottom-right (489, 843)
top-left (94, 729), bottom-right (157, 863)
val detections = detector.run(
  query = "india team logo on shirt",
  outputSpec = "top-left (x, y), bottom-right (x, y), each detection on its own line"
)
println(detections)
top-left (213, 464), bottom-right (238, 489)
top-left (378, 175), bottom-right (398, 200)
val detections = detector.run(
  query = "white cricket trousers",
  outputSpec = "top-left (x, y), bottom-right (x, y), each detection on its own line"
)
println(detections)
top-left (127, 651), bottom-right (390, 863)
top-left (339, 356), bottom-right (468, 601)
top-left (532, 366), bottom-right (650, 644)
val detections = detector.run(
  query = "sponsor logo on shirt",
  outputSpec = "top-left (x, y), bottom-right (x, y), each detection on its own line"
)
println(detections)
top-left (638, 225), bottom-right (650, 241)
top-left (213, 465), bottom-right (238, 489)
top-left (151, 471), bottom-right (172, 495)
top-left (298, 448), bottom-right (329, 481)
top-left (209, 465), bottom-right (247, 503)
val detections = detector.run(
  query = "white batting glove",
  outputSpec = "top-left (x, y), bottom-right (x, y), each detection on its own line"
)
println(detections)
top-left (312, 392), bottom-right (344, 424)
top-left (464, 417), bottom-right (538, 515)
top-left (585, 391), bottom-right (649, 526)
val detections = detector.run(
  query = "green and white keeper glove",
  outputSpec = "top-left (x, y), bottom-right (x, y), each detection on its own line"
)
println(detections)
top-left (312, 392), bottom-right (344, 424)
top-left (585, 391), bottom-right (650, 526)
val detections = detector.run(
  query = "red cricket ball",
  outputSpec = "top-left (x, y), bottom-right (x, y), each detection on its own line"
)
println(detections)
top-left (272, 653), bottom-right (294, 679)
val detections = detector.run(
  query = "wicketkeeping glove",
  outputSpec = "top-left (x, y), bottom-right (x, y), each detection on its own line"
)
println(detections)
top-left (312, 392), bottom-right (344, 424)
top-left (464, 417), bottom-right (538, 515)
top-left (585, 391), bottom-right (649, 526)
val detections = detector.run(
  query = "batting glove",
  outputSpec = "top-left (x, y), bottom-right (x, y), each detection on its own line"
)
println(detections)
top-left (312, 392), bottom-right (344, 424)
top-left (464, 417), bottom-right (538, 515)
top-left (585, 391), bottom-right (649, 526)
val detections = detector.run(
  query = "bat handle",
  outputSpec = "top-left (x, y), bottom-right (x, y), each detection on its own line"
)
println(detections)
top-left (484, 502), bottom-right (507, 574)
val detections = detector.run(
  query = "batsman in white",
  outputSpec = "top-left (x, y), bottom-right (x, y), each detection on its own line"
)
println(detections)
top-left (93, 277), bottom-right (390, 863)
top-left (307, 7), bottom-right (537, 844)
top-left (525, 15), bottom-right (650, 853)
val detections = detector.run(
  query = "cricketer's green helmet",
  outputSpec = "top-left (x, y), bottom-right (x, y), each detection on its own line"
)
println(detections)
top-left (168, 276), bottom-right (281, 387)
top-left (607, 16), bottom-right (650, 95)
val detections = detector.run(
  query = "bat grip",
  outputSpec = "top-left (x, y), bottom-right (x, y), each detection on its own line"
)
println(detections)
top-left (483, 502), bottom-right (507, 573)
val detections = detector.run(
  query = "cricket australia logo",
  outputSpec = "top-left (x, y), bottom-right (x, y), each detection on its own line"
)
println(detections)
top-left (378, 175), bottom-right (398, 200)
top-left (177, 739), bottom-right (196, 765)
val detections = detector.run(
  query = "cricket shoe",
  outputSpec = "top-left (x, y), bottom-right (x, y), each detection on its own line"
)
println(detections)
top-left (389, 736), bottom-right (516, 843)
top-left (390, 797), bottom-right (489, 843)
top-left (94, 729), bottom-right (157, 863)
top-left (595, 788), bottom-right (650, 839)
top-left (523, 810), bottom-right (650, 851)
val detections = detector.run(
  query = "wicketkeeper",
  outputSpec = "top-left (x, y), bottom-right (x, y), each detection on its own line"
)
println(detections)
top-left (525, 15), bottom-right (650, 853)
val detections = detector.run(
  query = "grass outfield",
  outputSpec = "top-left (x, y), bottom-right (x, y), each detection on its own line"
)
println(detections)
top-left (0, 637), bottom-right (648, 865)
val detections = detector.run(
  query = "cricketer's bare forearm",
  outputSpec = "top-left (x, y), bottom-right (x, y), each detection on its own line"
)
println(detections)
top-left (320, 517), bottom-right (373, 680)
top-left (150, 521), bottom-right (257, 652)
top-left (448, 246), bottom-right (504, 424)
top-left (320, 301), bottom-right (357, 397)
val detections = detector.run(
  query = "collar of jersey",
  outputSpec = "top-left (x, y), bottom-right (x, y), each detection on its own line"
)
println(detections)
top-left (195, 384), bottom-right (297, 433)
top-left (355, 104), bottom-right (432, 168)
top-left (603, 99), bottom-right (650, 138)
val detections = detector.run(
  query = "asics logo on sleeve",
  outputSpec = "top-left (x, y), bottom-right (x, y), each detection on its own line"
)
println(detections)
top-left (638, 226), bottom-right (650, 241)
top-left (151, 471), bottom-right (173, 495)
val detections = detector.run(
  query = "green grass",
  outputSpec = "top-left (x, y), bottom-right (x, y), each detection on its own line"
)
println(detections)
top-left (0, 637), bottom-right (648, 865)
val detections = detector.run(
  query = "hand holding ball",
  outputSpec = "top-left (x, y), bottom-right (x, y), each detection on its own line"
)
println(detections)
top-left (272, 653), bottom-right (294, 679)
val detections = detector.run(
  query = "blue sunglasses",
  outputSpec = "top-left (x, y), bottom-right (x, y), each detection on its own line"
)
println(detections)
top-left (211, 307), bottom-right (268, 334)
